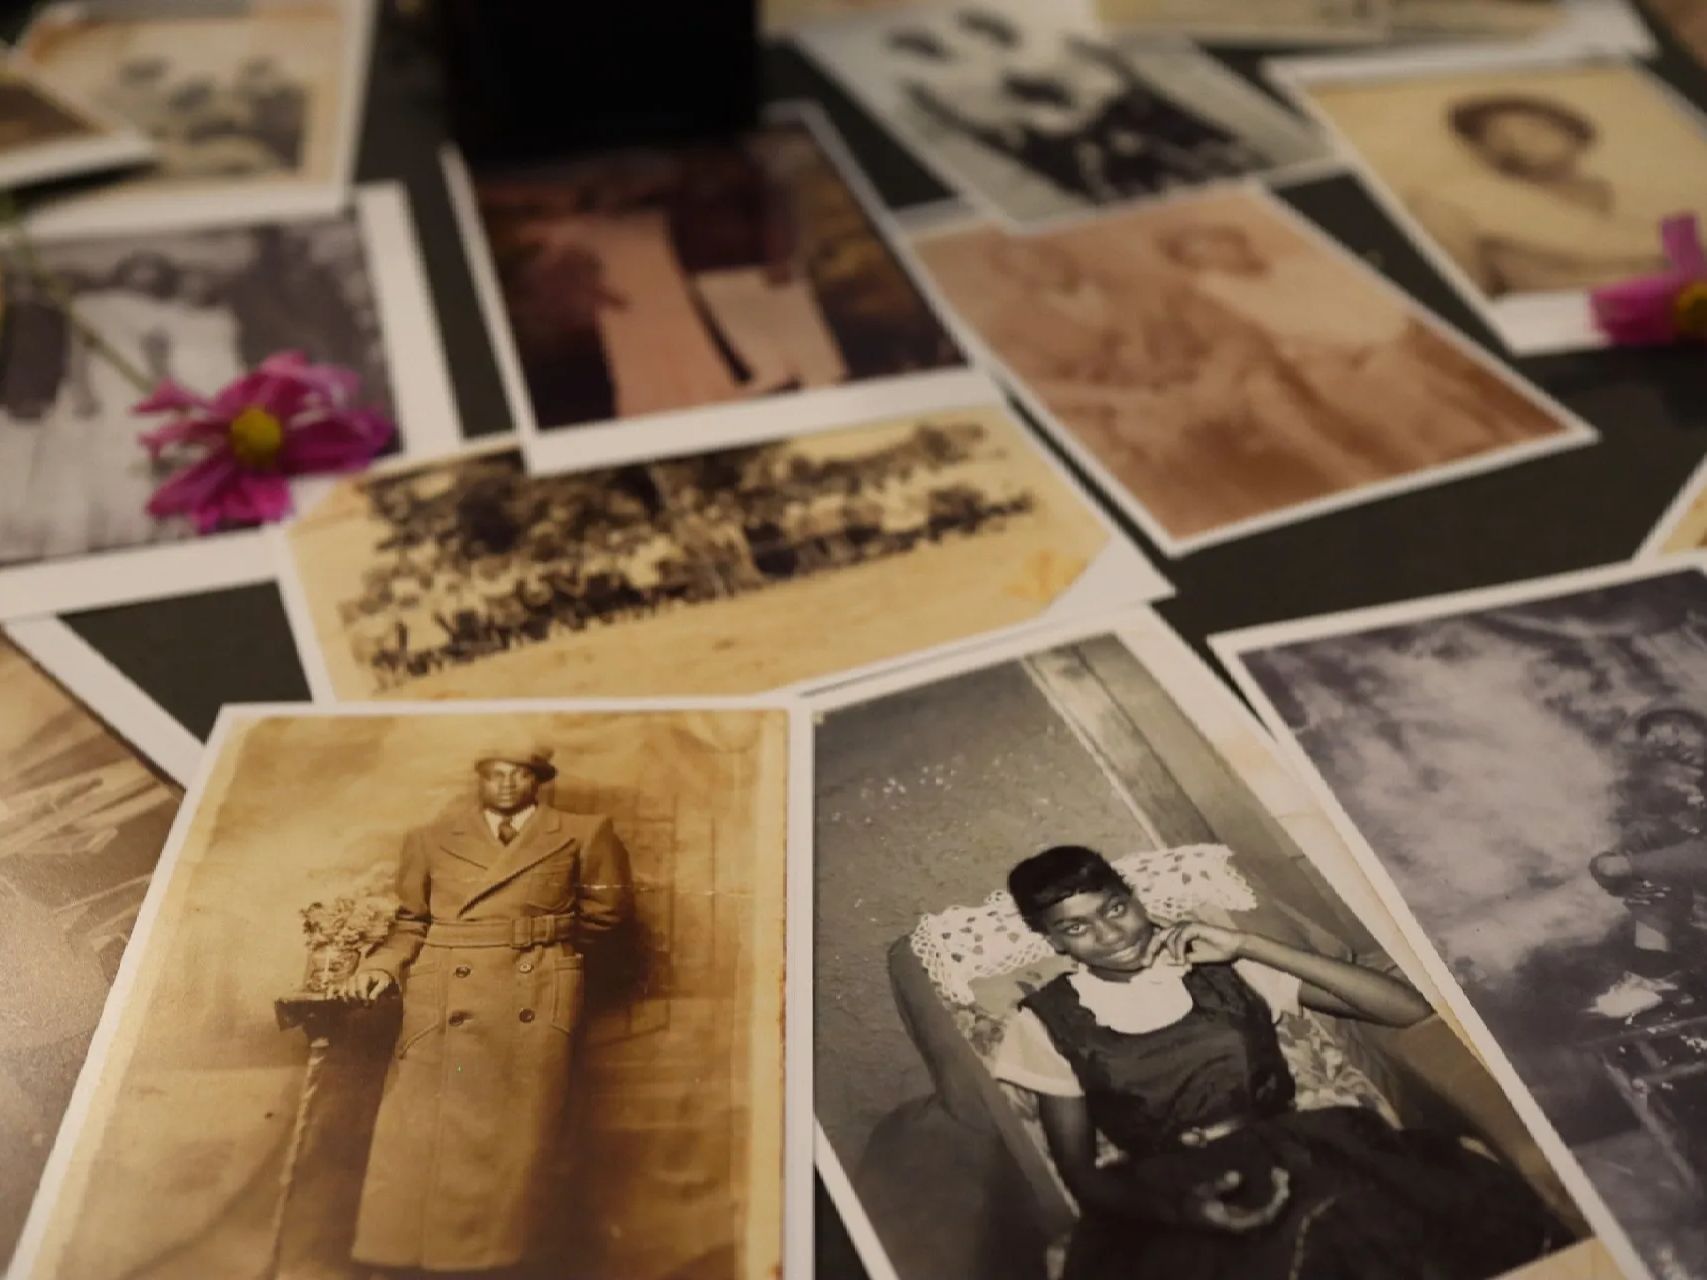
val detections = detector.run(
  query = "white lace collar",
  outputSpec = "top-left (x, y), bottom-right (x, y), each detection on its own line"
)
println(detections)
top-left (1067, 957), bottom-right (1195, 1034)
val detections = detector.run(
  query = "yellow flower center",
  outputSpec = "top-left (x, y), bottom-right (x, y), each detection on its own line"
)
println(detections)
top-left (229, 406), bottom-right (284, 469)
top-left (1675, 281), bottom-right (1707, 339)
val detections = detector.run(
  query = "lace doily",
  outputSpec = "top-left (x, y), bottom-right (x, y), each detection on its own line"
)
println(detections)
top-left (909, 845), bottom-right (1258, 1007)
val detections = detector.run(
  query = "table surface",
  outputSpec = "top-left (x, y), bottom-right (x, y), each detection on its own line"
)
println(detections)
top-left (49, 7), bottom-right (1707, 1275)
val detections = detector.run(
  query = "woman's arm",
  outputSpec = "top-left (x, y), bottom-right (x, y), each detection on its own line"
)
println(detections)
top-left (1153, 922), bottom-right (1430, 1027)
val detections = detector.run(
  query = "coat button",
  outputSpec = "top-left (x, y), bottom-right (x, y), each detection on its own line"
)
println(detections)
top-left (447, 1011), bottom-right (469, 1027)
top-left (518, 1009), bottom-right (536, 1023)
top-left (454, 965), bottom-right (472, 978)
top-left (518, 961), bottom-right (534, 974)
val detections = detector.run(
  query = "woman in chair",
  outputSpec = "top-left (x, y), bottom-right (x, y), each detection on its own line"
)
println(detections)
top-left (995, 846), bottom-right (1565, 1279)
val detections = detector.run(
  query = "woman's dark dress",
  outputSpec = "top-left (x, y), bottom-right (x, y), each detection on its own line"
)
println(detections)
top-left (1022, 966), bottom-right (1565, 1279)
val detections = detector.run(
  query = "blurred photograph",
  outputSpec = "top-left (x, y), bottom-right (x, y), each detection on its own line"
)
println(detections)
top-left (912, 186), bottom-right (1591, 552)
top-left (14, 706), bottom-right (793, 1280)
top-left (0, 67), bottom-right (152, 190)
top-left (1222, 563), bottom-right (1707, 1280)
top-left (16, 0), bottom-right (369, 218)
top-left (460, 117), bottom-right (962, 457)
top-left (797, 2), bottom-right (1328, 227)
top-left (282, 406), bottom-right (1166, 700)
top-left (1094, 0), bottom-right (1389, 44)
top-left (812, 611), bottom-right (1582, 1280)
top-left (0, 632), bottom-right (181, 1265)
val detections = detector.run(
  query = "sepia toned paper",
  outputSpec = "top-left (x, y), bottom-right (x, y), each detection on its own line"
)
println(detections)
top-left (1391, 0), bottom-right (1565, 39)
top-left (1286, 57), bottom-right (1707, 354)
top-left (1095, 0), bottom-right (1390, 44)
top-left (279, 406), bottom-right (1168, 701)
top-left (1640, 454), bottom-right (1707, 561)
top-left (1217, 558), bottom-right (1707, 1280)
top-left (911, 185), bottom-right (1593, 554)
top-left (448, 110), bottom-right (977, 475)
top-left (796, 2), bottom-right (1329, 230)
top-left (14, 704), bottom-right (796, 1280)
top-left (0, 64), bottom-right (152, 191)
top-left (0, 631), bottom-right (183, 1266)
top-left (1651, 0), bottom-right (1707, 67)
top-left (16, 0), bottom-right (372, 230)
top-left (811, 607), bottom-right (1588, 1280)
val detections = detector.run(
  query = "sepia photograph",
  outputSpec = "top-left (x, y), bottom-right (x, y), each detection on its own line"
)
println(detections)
top-left (1643, 455), bottom-right (1707, 561)
top-left (796, 1), bottom-right (1330, 229)
top-left (450, 110), bottom-right (977, 474)
top-left (811, 608), bottom-right (1588, 1280)
top-left (1390, 0), bottom-right (1566, 39)
top-left (13, 703), bottom-right (799, 1280)
top-left (1218, 559), bottom-right (1707, 1280)
top-left (0, 65), bottom-right (152, 191)
top-left (1284, 56), bottom-right (1707, 353)
top-left (0, 626), bottom-right (188, 1268)
top-left (0, 184), bottom-right (457, 622)
top-left (279, 405), bottom-right (1168, 701)
top-left (911, 185), bottom-right (1594, 554)
top-left (1093, 0), bottom-right (1390, 44)
top-left (16, 0), bottom-right (372, 227)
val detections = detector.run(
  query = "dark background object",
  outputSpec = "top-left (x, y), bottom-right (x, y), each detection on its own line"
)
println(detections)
top-left (45, 1), bottom-right (1707, 1275)
top-left (425, 0), bottom-right (761, 166)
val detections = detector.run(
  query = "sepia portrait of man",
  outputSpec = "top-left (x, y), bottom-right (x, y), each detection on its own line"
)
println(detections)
top-left (334, 744), bottom-right (633, 1275)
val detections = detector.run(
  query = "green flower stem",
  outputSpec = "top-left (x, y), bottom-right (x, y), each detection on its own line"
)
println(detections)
top-left (0, 194), bottom-right (156, 396)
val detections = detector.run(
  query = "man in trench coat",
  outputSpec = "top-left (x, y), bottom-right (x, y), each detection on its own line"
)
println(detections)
top-left (336, 744), bottom-right (633, 1273)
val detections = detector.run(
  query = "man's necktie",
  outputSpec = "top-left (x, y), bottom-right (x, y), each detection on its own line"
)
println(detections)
top-left (497, 817), bottom-right (518, 845)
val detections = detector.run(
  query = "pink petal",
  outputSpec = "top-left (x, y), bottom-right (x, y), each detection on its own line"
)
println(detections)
top-left (147, 453), bottom-right (241, 524)
top-left (1590, 271), bottom-right (1694, 344)
top-left (278, 413), bottom-right (395, 474)
top-left (133, 379), bottom-right (212, 416)
top-left (138, 415), bottom-right (227, 457)
top-left (1662, 215), bottom-right (1707, 275)
top-left (214, 472), bottom-right (294, 526)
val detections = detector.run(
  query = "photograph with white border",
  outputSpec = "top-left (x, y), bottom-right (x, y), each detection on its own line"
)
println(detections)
top-left (446, 101), bottom-right (984, 478)
top-left (1215, 555), bottom-right (1707, 1280)
top-left (0, 59), bottom-right (153, 192)
top-left (809, 604), bottom-right (1588, 1280)
top-left (0, 182), bottom-right (459, 622)
top-left (272, 394), bottom-right (1171, 703)
top-left (11, 696), bottom-right (809, 1280)
top-left (794, 0), bottom-right (1331, 232)
top-left (907, 181), bottom-right (1597, 558)
top-left (1267, 50), bottom-right (1705, 356)
top-left (0, 618), bottom-right (194, 1268)
top-left (1639, 452), bottom-right (1707, 562)
top-left (14, 0), bottom-right (375, 235)
top-left (1094, 0), bottom-right (1390, 46)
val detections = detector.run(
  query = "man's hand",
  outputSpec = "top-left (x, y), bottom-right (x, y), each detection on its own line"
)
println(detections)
top-left (1189, 1168), bottom-right (1291, 1234)
top-left (334, 969), bottom-right (395, 1002)
top-left (1143, 920), bottom-right (1248, 968)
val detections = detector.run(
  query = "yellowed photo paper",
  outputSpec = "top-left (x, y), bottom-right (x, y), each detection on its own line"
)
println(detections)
top-left (1095, 0), bottom-right (1390, 44)
top-left (278, 406), bottom-right (1169, 701)
top-left (0, 62), bottom-right (152, 190)
top-left (911, 184), bottom-right (1594, 554)
top-left (14, 703), bottom-right (799, 1280)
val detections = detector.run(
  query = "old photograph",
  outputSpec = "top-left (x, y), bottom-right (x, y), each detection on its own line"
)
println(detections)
top-left (0, 630), bottom-right (184, 1267)
top-left (0, 66), bottom-right (152, 191)
top-left (1093, 0), bottom-right (1390, 44)
top-left (16, 0), bottom-right (371, 225)
top-left (0, 185), bottom-right (457, 622)
top-left (811, 609), bottom-right (1586, 1280)
top-left (453, 112), bottom-right (972, 472)
top-left (796, 1), bottom-right (1329, 229)
top-left (280, 405), bottom-right (1167, 701)
top-left (1219, 561), bottom-right (1707, 1280)
top-left (1390, 0), bottom-right (1565, 39)
top-left (911, 185), bottom-right (1593, 554)
top-left (13, 704), bottom-right (796, 1280)
top-left (1641, 455), bottom-right (1707, 561)
top-left (1286, 57), bottom-right (1707, 353)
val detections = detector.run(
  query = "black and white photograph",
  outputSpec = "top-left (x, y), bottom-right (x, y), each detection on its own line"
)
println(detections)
top-left (12, 702), bottom-right (804, 1280)
top-left (795, 0), bottom-right (1330, 229)
top-left (17, 0), bottom-right (373, 227)
top-left (0, 65), bottom-right (152, 192)
top-left (0, 184), bottom-right (457, 621)
top-left (1219, 561), bottom-right (1707, 1280)
top-left (0, 619), bottom-right (195, 1269)
top-left (811, 610), bottom-right (1587, 1280)
top-left (280, 407), bottom-right (1167, 701)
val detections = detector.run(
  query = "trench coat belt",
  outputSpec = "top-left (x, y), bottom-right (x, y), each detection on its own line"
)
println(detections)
top-left (420, 914), bottom-right (576, 949)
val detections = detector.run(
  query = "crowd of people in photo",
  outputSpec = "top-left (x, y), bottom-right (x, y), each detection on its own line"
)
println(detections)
top-left (341, 422), bottom-right (1037, 685)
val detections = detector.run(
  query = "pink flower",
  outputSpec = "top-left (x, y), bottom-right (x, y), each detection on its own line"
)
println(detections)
top-left (137, 352), bottom-right (395, 534)
top-left (1589, 215), bottom-right (1707, 346)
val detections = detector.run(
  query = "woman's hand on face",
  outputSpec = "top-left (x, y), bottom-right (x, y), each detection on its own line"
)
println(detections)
top-left (1143, 920), bottom-right (1247, 968)
top-left (1190, 1168), bottom-right (1291, 1234)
